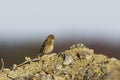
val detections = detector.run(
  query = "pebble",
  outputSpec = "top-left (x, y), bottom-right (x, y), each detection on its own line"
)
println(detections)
top-left (63, 55), bottom-right (73, 65)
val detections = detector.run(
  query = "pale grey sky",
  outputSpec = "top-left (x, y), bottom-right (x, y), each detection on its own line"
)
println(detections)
top-left (0, 0), bottom-right (120, 43)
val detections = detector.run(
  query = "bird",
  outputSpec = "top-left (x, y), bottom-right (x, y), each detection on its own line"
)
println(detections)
top-left (39, 34), bottom-right (55, 55)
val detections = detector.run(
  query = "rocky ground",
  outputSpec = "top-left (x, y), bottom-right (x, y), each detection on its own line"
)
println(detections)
top-left (0, 43), bottom-right (120, 80)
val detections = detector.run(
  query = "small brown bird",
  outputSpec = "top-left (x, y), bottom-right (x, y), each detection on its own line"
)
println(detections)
top-left (39, 34), bottom-right (55, 55)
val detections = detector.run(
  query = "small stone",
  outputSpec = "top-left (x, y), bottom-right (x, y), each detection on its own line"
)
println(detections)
top-left (70, 45), bottom-right (76, 49)
top-left (110, 57), bottom-right (118, 62)
top-left (25, 57), bottom-right (31, 61)
top-left (53, 75), bottom-right (66, 80)
top-left (63, 55), bottom-right (73, 65)
top-left (70, 43), bottom-right (86, 49)
top-left (41, 74), bottom-right (53, 80)
top-left (55, 63), bottom-right (62, 70)
top-left (13, 64), bottom-right (17, 69)
top-left (76, 43), bottom-right (86, 48)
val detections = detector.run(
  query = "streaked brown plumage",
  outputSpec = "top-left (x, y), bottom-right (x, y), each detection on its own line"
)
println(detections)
top-left (39, 34), bottom-right (55, 55)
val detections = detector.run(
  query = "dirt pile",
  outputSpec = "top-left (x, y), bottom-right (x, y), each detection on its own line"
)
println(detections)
top-left (0, 43), bottom-right (120, 80)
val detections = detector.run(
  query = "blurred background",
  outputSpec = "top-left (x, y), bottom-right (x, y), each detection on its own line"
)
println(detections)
top-left (0, 0), bottom-right (120, 68)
